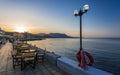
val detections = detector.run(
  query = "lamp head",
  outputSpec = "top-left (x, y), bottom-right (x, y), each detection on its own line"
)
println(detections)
top-left (74, 10), bottom-right (79, 16)
top-left (83, 4), bottom-right (89, 12)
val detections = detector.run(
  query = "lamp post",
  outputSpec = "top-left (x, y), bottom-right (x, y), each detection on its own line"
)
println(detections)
top-left (74, 4), bottom-right (89, 51)
top-left (24, 32), bottom-right (27, 43)
top-left (74, 5), bottom-right (94, 69)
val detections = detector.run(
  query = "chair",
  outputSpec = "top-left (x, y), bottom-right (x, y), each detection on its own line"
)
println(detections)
top-left (11, 50), bottom-right (22, 69)
top-left (36, 50), bottom-right (45, 63)
top-left (21, 52), bottom-right (36, 70)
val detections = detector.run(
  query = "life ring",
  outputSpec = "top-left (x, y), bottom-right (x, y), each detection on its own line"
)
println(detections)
top-left (77, 50), bottom-right (94, 69)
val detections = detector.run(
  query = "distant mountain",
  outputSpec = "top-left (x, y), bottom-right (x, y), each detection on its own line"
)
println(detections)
top-left (48, 33), bottom-right (71, 38)
top-left (36, 33), bottom-right (72, 38)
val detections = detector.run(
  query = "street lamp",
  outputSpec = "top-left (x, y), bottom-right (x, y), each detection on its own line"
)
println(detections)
top-left (24, 32), bottom-right (27, 43)
top-left (74, 5), bottom-right (94, 69)
top-left (74, 4), bottom-right (89, 51)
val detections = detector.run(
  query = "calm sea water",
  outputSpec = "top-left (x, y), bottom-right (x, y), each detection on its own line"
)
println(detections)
top-left (28, 38), bottom-right (120, 75)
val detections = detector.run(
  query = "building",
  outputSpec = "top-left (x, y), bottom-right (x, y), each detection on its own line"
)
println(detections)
top-left (0, 27), bottom-right (5, 35)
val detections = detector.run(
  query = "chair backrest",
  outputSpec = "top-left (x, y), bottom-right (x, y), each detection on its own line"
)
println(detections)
top-left (21, 49), bottom-right (30, 53)
top-left (22, 52), bottom-right (36, 57)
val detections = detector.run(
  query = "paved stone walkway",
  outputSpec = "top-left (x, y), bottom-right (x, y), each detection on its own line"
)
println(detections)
top-left (0, 42), bottom-right (69, 75)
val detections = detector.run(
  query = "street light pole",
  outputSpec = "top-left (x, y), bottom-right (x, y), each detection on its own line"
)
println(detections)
top-left (80, 12), bottom-right (82, 50)
top-left (24, 32), bottom-right (27, 43)
top-left (74, 5), bottom-right (94, 69)
top-left (26, 32), bottom-right (27, 43)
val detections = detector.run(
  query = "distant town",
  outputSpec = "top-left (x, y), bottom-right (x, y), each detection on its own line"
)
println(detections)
top-left (0, 28), bottom-right (74, 41)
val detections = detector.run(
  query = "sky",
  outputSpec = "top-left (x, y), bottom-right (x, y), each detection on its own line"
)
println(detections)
top-left (0, 0), bottom-right (120, 38)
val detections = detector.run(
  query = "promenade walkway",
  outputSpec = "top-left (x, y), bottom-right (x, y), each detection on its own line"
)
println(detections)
top-left (0, 42), bottom-right (68, 75)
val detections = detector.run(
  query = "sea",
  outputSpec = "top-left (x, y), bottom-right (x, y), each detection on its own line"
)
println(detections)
top-left (28, 38), bottom-right (120, 75)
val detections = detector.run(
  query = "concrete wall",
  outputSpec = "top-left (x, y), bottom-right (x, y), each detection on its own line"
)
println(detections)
top-left (57, 57), bottom-right (113, 75)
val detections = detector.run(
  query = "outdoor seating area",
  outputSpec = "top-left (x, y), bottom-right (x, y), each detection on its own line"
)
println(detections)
top-left (0, 41), bottom-right (68, 75)
top-left (11, 41), bottom-right (44, 71)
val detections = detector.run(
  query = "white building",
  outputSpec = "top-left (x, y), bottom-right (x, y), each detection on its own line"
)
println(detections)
top-left (0, 27), bottom-right (5, 35)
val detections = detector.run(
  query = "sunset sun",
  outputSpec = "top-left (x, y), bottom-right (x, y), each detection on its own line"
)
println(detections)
top-left (15, 26), bottom-right (26, 33)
